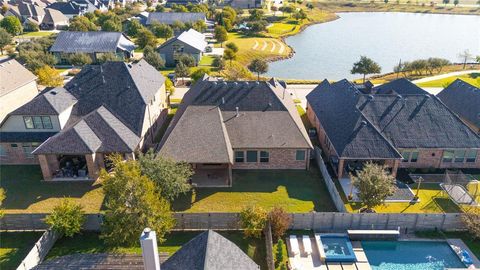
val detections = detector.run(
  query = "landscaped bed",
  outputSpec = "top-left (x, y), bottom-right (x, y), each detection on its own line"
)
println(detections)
top-left (173, 165), bottom-right (337, 213)
top-left (46, 231), bottom-right (267, 269)
top-left (0, 165), bottom-right (104, 213)
top-left (0, 231), bottom-right (43, 270)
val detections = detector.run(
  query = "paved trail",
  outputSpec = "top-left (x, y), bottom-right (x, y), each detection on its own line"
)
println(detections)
top-left (412, 69), bottom-right (480, 83)
top-left (252, 40), bottom-right (259, 50)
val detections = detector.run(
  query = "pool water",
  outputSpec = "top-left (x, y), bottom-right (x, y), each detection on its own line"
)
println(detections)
top-left (320, 235), bottom-right (356, 262)
top-left (362, 241), bottom-right (466, 270)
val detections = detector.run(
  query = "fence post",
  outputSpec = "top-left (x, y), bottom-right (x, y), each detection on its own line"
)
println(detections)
top-left (385, 214), bottom-right (390, 230)
top-left (440, 214), bottom-right (447, 231)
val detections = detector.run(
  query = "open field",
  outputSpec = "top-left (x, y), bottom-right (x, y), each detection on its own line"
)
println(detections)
top-left (173, 165), bottom-right (336, 213)
top-left (0, 165), bottom-right (104, 214)
top-left (416, 72), bottom-right (480, 88)
top-left (0, 231), bottom-right (43, 270)
top-left (46, 231), bottom-right (267, 269)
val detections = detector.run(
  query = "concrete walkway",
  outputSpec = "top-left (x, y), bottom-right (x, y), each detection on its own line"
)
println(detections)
top-left (412, 70), bottom-right (480, 84)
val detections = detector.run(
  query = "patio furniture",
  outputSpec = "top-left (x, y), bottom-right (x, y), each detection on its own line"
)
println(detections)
top-left (289, 235), bottom-right (300, 256)
top-left (303, 235), bottom-right (312, 255)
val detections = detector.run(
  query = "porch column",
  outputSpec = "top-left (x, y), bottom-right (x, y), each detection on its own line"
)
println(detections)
top-left (85, 153), bottom-right (99, 180)
top-left (125, 152), bottom-right (135, 160)
top-left (337, 159), bottom-right (345, 179)
top-left (391, 159), bottom-right (400, 178)
top-left (38, 154), bottom-right (53, 180)
top-left (95, 153), bottom-right (105, 170)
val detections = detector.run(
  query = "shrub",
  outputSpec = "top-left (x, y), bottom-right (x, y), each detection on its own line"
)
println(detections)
top-left (36, 65), bottom-right (63, 87)
top-left (212, 56), bottom-right (225, 70)
top-left (45, 199), bottom-right (85, 237)
top-left (68, 53), bottom-right (92, 66)
top-left (178, 54), bottom-right (196, 67)
top-left (275, 239), bottom-right (285, 267)
top-left (190, 68), bottom-right (210, 83)
top-left (462, 208), bottom-right (480, 239)
top-left (268, 207), bottom-right (292, 241)
top-left (239, 205), bottom-right (267, 238)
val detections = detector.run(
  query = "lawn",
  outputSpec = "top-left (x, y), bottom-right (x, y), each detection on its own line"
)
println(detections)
top-left (0, 231), bottom-right (43, 270)
top-left (343, 182), bottom-right (461, 213)
top-left (0, 165), bottom-right (104, 213)
top-left (415, 230), bottom-right (480, 259)
top-left (199, 55), bottom-right (215, 66)
top-left (416, 73), bottom-right (480, 88)
top-left (16, 31), bottom-right (54, 38)
top-left (46, 231), bottom-right (267, 269)
top-left (172, 165), bottom-right (337, 213)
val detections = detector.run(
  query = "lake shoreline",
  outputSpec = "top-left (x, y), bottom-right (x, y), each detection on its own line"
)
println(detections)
top-left (266, 11), bottom-right (480, 81)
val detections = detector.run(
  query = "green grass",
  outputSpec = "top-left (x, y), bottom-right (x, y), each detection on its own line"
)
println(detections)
top-left (343, 182), bottom-right (461, 213)
top-left (46, 231), bottom-right (267, 269)
top-left (0, 231), bottom-right (43, 270)
top-left (416, 73), bottom-right (480, 88)
top-left (415, 230), bottom-right (480, 258)
top-left (0, 165), bottom-right (104, 213)
top-left (172, 165), bottom-right (337, 213)
top-left (199, 55), bottom-right (215, 66)
top-left (16, 31), bottom-right (54, 38)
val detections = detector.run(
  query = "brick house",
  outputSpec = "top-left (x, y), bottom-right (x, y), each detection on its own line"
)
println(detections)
top-left (0, 58), bottom-right (39, 163)
top-left (306, 78), bottom-right (480, 179)
top-left (156, 77), bottom-right (313, 187)
top-left (437, 79), bottom-right (480, 134)
top-left (0, 60), bottom-right (168, 180)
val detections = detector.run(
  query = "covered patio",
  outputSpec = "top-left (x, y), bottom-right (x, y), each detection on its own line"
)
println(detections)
top-left (191, 163), bottom-right (232, 187)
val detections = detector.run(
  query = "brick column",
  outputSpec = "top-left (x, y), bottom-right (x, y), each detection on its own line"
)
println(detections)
top-left (391, 159), bottom-right (400, 178)
top-left (85, 153), bottom-right (99, 180)
top-left (38, 154), bottom-right (53, 180)
top-left (337, 159), bottom-right (345, 179)
top-left (95, 153), bottom-right (105, 171)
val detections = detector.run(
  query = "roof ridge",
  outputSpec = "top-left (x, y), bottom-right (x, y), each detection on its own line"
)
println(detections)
top-left (122, 61), bottom-right (149, 105)
top-left (203, 230), bottom-right (213, 270)
top-left (74, 119), bottom-right (100, 153)
top-left (217, 107), bottom-right (233, 164)
top-left (95, 105), bottom-right (138, 151)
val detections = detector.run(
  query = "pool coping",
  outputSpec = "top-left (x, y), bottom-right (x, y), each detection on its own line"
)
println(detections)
top-left (317, 233), bottom-right (357, 262)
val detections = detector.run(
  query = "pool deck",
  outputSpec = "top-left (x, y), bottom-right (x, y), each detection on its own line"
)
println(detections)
top-left (447, 238), bottom-right (480, 268)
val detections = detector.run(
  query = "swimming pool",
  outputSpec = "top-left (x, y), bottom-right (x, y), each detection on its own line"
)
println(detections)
top-left (319, 234), bottom-right (356, 262)
top-left (362, 241), bottom-right (466, 270)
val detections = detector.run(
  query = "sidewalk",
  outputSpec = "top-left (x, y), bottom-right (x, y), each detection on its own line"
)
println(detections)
top-left (412, 70), bottom-right (480, 84)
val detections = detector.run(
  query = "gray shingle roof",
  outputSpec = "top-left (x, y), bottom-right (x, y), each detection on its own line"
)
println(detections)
top-left (10, 87), bottom-right (77, 116)
top-left (157, 77), bottom-right (312, 163)
top-left (306, 79), bottom-right (480, 160)
top-left (437, 79), bottom-right (480, 129)
top-left (0, 59), bottom-right (37, 97)
top-left (50, 31), bottom-right (135, 54)
top-left (146, 12), bottom-right (206, 25)
top-left (159, 28), bottom-right (207, 52)
top-left (372, 78), bottom-right (427, 95)
top-left (0, 132), bottom-right (57, 143)
top-left (162, 230), bottom-right (259, 270)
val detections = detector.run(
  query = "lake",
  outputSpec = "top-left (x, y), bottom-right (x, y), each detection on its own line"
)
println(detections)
top-left (266, 12), bottom-right (480, 80)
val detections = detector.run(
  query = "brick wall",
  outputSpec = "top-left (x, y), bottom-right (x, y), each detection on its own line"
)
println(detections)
top-left (232, 148), bottom-right (309, 170)
top-left (399, 149), bottom-right (480, 169)
top-left (0, 143), bottom-right (39, 164)
top-left (306, 104), bottom-right (338, 159)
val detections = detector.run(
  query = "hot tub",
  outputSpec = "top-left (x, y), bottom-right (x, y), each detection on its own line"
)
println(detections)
top-left (317, 234), bottom-right (357, 262)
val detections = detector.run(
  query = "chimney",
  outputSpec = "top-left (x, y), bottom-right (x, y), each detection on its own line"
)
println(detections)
top-left (140, 228), bottom-right (160, 270)
top-left (235, 107), bottom-right (239, 117)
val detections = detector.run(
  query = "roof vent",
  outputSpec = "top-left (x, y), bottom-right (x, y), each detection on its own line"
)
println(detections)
top-left (221, 97), bottom-right (225, 104)
top-left (213, 81), bottom-right (217, 85)
top-left (235, 107), bottom-right (239, 117)
top-left (367, 95), bottom-right (374, 101)
top-left (361, 120), bottom-right (367, 126)
top-left (233, 82), bottom-right (238, 86)
top-left (255, 81), bottom-right (260, 85)
top-left (50, 91), bottom-right (57, 95)
top-left (244, 82), bottom-right (249, 85)
top-left (424, 94), bottom-right (430, 98)
top-left (127, 64), bottom-right (133, 68)
top-left (396, 94), bottom-right (402, 99)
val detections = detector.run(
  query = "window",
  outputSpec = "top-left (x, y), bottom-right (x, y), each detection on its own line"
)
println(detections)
top-left (401, 151), bottom-right (410, 162)
top-left (454, 150), bottom-right (466, 163)
top-left (22, 142), bottom-right (39, 158)
top-left (235, 151), bottom-right (244, 163)
top-left (23, 116), bottom-right (53, 129)
top-left (0, 145), bottom-right (6, 157)
top-left (260, 151), bottom-right (269, 163)
top-left (466, 150), bottom-right (477, 163)
top-left (246, 151), bottom-right (257, 162)
top-left (410, 151), bottom-right (419, 163)
top-left (442, 150), bottom-right (454, 163)
top-left (296, 150), bottom-right (306, 161)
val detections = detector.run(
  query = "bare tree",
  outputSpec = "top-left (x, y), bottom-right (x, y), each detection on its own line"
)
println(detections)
top-left (458, 50), bottom-right (474, 69)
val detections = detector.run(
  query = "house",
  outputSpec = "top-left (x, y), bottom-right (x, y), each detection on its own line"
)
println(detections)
top-left (165, 0), bottom-right (206, 7)
top-left (40, 8), bottom-right (69, 30)
top-left (161, 230), bottom-right (259, 270)
top-left (0, 60), bottom-right (168, 180)
top-left (437, 79), bottom-right (480, 134)
top-left (156, 77), bottom-right (313, 187)
top-left (0, 59), bottom-right (39, 163)
top-left (146, 12), bottom-right (206, 26)
top-left (16, 2), bottom-right (45, 23)
top-left (157, 28), bottom-right (207, 67)
top-left (47, 0), bottom-right (107, 19)
top-left (305, 78), bottom-right (480, 179)
top-left (33, 230), bottom-right (259, 270)
top-left (50, 31), bottom-right (136, 64)
top-left (227, 0), bottom-right (263, 9)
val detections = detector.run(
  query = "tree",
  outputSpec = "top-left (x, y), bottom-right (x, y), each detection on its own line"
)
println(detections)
top-left (0, 188), bottom-right (5, 218)
top-left (214, 25), bottom-right (228, 47)
top-left (462, 208), bottom-right (480, 240)
top-left (426, 57), bottom-right (450, 74)
top-left (100, 155), bottom-right (175, 246)
top-left (0, 16), bottom-right (22, 35)
top-left (98, 52), bottom-right (119, 63)
top-left (225, 42), bottom-right (238, 53)
top-left (0, 28), bottom-right (12, 54)
top-left (190, 68), bottom-right (210, 83)
top-left (249, 9), bottom-right (264, 21)
top-left (68, 53), bottom-right (93, 66)
top-left (192, 20), bottom-right (207, 32)
top-left (350, 162), bottom-right (397, 211)
top-left (476, 55), bottom-right (480, 64)
top-left (443, 0), bottom-right (450, 5)
top-left (155, 5), bottom-right (165, 12)
top-left (268, 207), bottom-right (292, 241)
top-left (171, 20), bottom-right (186, 32)
top-left (101, 19), bottom-right (122, 32)
top-left (143, 45), bottom-right (165, 70)
top-left (351, 56), bottom-right (381, 83)
top-left (239, 205), bottom-right (267, 238)
top-left (212, 56), bottom-right (225, 70)
top-left (69, 16), bottom-right (97, 31)
top-left (275, 239), bottom-right (285, 268)
top-left (247, 20), bottom-right (268, 34)
top-left (178, 54), bottom-right (196, 67)
top-left (45, 199), bottom-right (85, 237)
top-left (248, 58), bottom-right (268, 80)
top-left (453, 0), bottom-right (459, 5)
top-left (136, 28), bottom-right (157, 49)
top-left (127, 19), bottom-right (143, 37)
top-left (175, 62), bottom-right (190, 84)
top-left (36, 65), bottom-right (63, 87)
top-left (458, 50), bottom-right (474, 69)
top-left (222, 61), bottom-right (252, 80)
top-left (17, 36), bottom-right (57, 71)
top-left (24, 20), bottom-right (39, 32)
top-left (150, 22), bottom-right (173, 41)
top-left (293, 9), bottom-right (307, 22)
top-left (138, 150), bottom-right (193, 202)
top-left (223, 48), bottom-right (236, 65)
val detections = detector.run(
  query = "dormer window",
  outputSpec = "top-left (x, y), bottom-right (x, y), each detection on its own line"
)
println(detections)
top-left (24, 116), bottom-right (53, 129)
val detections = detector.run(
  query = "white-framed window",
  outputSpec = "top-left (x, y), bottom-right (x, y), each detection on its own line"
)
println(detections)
top-left (235, 151), bottom-right (244, 163)
top-left (296, 150), bottom-right (306, 161)
top-left (442, 150), bottom-right (454, 163)
top-left (454, 150), bottom-right (466, 163)
top-left (466, 150), bottom-right (477, 163)
top-left (22, 142), bottom-right (40, 158)
top-left (443, 149), bottom-right (477, 163)
top-left (246, 151), bottom-right (258, 163)
top-left (260, 151), bottom-right (269, 163)
top-left (401, 150), bottom-right (419, 163)
top-left (23, 116), bottom-right (53, 129)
